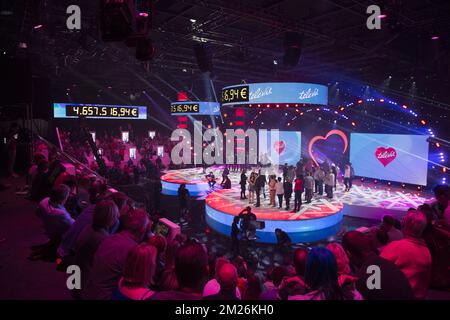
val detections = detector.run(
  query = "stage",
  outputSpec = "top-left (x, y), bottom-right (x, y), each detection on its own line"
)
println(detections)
top-left (161, 167), bottom-right (435, 243)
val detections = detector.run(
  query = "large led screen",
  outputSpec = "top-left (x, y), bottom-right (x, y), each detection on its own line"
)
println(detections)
top-left (350, 133), bottom-right (429, 185)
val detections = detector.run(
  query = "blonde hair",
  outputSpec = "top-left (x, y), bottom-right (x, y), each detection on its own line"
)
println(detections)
top-left (122, 244), bottom-right (157, 288)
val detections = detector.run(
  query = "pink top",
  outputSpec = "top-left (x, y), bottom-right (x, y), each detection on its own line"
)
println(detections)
top-left (380, 237), bottom-right (431, 299)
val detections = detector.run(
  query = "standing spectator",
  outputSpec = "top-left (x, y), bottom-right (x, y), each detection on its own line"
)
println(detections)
top-left (112, 244), bottom-right (157, 300)
top-left (304, 172), bottom-right (314, 203)
top-left (230, 216), bottom-right (241, 256)
top-left (84, 209), bottom-right (150, 300)
top-left (380, 210), bottom-right (432, 299)
top-left (275, 177), bottom-right (284, 209)
top-left (177, 184), bottom-right (190, 223)
top-left (150, 243), bottom-right (209, 300)
top-left (293, 175), bottom-right (303, 212)
top-left (259, 266), bottom-right (288, 300)
top-left (239, 170), bottom-right (247, 200)
top-left (283, 178), bottom-right (293, 210)
top-left (326, 243), bottom-right (355, 287)
top-left (6, 123), bottom-right (19, 177)
top-left (243, 273), bottom-right (263, 300)
top-left (342, 231), bottom-right (414, 300)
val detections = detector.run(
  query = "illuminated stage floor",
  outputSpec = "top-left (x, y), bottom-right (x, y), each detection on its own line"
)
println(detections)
top-left (161, 167), bottom-right (434, 243)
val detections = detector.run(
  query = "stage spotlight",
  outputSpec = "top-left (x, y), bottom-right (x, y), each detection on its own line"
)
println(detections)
top-left (420, 120), bottom-right (426, 125)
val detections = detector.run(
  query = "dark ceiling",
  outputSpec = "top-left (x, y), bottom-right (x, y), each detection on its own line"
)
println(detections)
top-left (2, 0), bottom-right (450, 109)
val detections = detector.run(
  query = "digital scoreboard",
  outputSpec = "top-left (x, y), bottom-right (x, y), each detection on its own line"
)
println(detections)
top-left (53, 103), bottom-right (148, 119)
top-left (169, 101), bottom-right (220, 115)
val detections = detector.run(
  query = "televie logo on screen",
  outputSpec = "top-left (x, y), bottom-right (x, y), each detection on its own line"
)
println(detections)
top-left (350, 133), bottom-right (429, 186)
top-left (221, 82), bottom-right (328, 106)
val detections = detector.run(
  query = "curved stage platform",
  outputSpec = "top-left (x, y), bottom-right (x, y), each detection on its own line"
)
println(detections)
top-left (205, 189), bottom-right (344, 243)
top-left (161, 168), bottom-right (213, 196)
top-left (161, 167), bottom-right (435, 244)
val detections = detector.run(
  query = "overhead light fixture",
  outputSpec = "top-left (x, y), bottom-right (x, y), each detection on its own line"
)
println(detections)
top-left (273, 59), bottom-right (278, 65)
top-left (190, 18), bottom-right (196, 23)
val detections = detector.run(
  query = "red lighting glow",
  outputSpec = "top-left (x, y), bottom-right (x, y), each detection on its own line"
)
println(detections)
top-left (351, 121), bottom-right (356, 126)
top-left (436, 142), bottom-right (440, 147)
top-left (266, 104), bottom-right (270, 108)
top-left (379, 99), bottom-right (384, 102)
top-left (402, 105), bottom-right (408, 109)
top-left (357, 100), bottom-right (363, 104)
top-left (420, 120), bottom-right (426, 125)
top-left (139, 12), bottom-right (149, 17)
top-left (431, 36), bottom-right (439, 40)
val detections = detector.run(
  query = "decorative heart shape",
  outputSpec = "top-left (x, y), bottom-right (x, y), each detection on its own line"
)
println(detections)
top-left (308, 130), bottom-right (348, 167)
top-left (274, 140), bottom-right (286, 155)
top-left (375, 147), bottom-right (397, 167)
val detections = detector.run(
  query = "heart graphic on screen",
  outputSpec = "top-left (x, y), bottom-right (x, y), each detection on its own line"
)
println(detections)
top-left (308, 130), bottom-right (348, 167)
top-left (274, 140), bottom-right (286, 155)
top-left (375, 147), bottom-right (397, 167)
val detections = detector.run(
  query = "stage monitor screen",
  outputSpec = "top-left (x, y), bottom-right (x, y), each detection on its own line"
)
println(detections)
top-left (53, 103), bottom-right (148, 119)
top-left (350, 133), bottom-right (429, 186)
top-left (258, 130), bottom-right (302, 166)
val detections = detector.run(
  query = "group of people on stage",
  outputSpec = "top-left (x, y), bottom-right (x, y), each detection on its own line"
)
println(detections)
top-left (236, 161), bottom-right (355, 213)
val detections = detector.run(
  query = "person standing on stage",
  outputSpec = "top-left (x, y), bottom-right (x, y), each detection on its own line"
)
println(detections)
top-left (325, 171), bottom-right (335, 199)
top-left (221, 175), bottom-right (231, 189)
top-left (344, 164), bottom-right (351, 192)
top-left (332, 164), bottom-right (339, 191)
top-left (230, 216), bottom-right (241, 256)
top-left (255, 170), bottom-right (266, 207)
top-left (282, 163), bottom-right (289, 182)
top-left (268, 175), bottom-right (277, 207)
top-left (248, 172), bottom-right (256, 204)
top-left (349, 163), bottom-right (355, 190)
top-left (275, 177), bottom-right (284, 209)
top-left (293, 175), bottom-right (304, 213)
top-left (283, 178), bottom-right (293, 210)
top-left (222, 166), bottom-right (230, 184)
top-left (304, 172), bottom-right (314, 204)
top-left (239, 170), bottom-right (248, 200)
top-left (314, 166), bottom-right (325, 195)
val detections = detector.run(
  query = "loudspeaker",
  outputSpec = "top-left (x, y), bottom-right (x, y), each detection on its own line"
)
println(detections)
top-left (283, 32), bottom-right (303, 67)
top-left (193, 43), bottom-right (213, 73)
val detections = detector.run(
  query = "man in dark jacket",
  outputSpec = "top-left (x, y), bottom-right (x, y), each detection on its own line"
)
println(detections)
top-left (254, 171), bottom-right (266, 207)
top-left (283, 178), bottom-right (293, 210)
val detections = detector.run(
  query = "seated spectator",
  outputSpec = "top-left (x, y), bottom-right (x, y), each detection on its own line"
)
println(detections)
top-left (326, 242), bottom-right (356, 286)
top-left (150, 243), bottom-right (209, 300)
top-left (288, 247), bottom-right (362, 300)
top-left (58, 191), bottom-right (127, 259)
top-left (32, 184), bottom-right (74, 260)
top-left (204, 263), bottom-right (239, 300)
top-left (342, 230), bottom-right (414, 300)
top-left (74, 200), bottom-right (120, 296)
top-left (203, 257), bottom-right (241, 299)
top-left (431, 184), bottom-right (450, 219)
top-left (419, 204), bottom-right (450, 289)
top-left (30, 159), bottom-right (49, 201)
top-left (259, 266), bottom-right (287, 300)
top-left (112, 244), bottom-right (157, 300)
top-left (148, 235), bottom-right (167, 282)
top-left (157, 239), bottom-right (181, 291)
top-left (380, 210), bottom-right (432, 299)
top-left (381, 215), bottom-right (403, 242)
top-left (77, 176), bottom-right (91, 209)
top-left (84, 208), bottom-right (150, 300)
top-left (242, 273), bottom-right (263, 300)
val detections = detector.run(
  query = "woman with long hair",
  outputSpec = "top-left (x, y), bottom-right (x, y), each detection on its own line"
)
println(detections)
top-left (248, 172), bottom-right (256, 204)
top-left (112, 243), bottom-right (158, 300)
